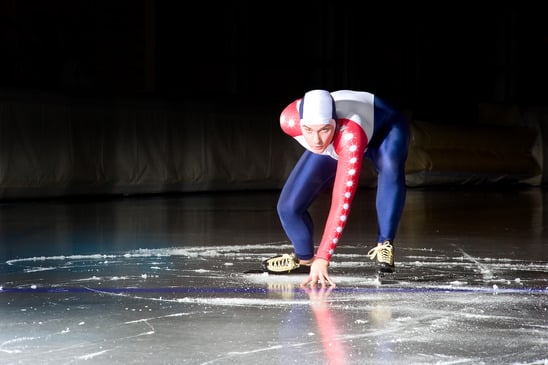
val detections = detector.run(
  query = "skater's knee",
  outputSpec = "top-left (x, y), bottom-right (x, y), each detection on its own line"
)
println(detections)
top-left (277, 199), bottom-right (293, 220)
top-left (277, 199), bottom-right (304, 223)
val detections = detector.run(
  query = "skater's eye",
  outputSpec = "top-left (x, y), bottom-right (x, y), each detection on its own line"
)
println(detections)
top-left (302, 125), bottom-right (333, 134)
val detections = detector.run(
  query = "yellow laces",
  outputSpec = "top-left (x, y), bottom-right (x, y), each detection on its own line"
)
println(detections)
top-left (266, 253), bottom-right (299, 272)
top-left (367, 241), bottom-right (394, 264)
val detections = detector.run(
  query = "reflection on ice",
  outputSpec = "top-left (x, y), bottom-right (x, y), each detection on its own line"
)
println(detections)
top-left (1, 243), bottom-right (547, 364)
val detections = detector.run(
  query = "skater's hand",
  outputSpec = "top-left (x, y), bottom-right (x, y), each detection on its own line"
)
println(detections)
top-left (300, 258), bottom-right (336, 288)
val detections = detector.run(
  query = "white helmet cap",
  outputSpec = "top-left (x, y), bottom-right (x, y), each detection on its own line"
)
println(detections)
top-left (299, 89), bottom-right (336, 125)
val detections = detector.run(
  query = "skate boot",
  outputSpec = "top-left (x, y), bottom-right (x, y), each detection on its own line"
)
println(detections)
top-left (367, 240), bottom-right (395, 273)
top-left (262, 253), bottom-right (311, 275)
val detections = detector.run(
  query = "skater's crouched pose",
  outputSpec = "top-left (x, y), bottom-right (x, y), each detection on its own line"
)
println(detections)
top-left (263, 89), bottom-right (410, 287)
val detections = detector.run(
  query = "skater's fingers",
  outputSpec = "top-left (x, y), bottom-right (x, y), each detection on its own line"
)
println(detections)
top-left (323, 274), bottom-right (336, 288)
top-left (301, 273), bottom-right (336, 288)
top-left (300, 275), bottom-right (314, 287)
top-left (318, 276), bottom-right (326, 288)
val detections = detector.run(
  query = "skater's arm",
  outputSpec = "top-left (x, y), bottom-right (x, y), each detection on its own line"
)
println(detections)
top-left (315, 120), bottom-right (367, 261)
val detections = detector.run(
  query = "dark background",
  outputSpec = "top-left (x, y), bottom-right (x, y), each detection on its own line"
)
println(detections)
top-left (1, 2), bottom-right (547, 120)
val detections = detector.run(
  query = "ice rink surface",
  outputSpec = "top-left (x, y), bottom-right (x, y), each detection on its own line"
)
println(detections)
top-left (1, 188), bottom-right (547, 364)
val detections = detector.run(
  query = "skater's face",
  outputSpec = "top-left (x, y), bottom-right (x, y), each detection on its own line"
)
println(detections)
top-left (301, 122), bottom-right (335, 154)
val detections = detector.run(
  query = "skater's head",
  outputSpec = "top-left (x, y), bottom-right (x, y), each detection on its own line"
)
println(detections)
top-left (298, 90), bottom-right (336, 154)
top-left (299, 90), bottom-right (337, 125)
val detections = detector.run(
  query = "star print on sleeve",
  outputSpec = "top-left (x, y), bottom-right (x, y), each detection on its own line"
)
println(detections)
top-left (315, 119), bottom-right (368, 261)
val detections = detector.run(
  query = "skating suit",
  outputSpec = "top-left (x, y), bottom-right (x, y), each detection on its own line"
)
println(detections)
top-left (277, 90), bottom-right (409, 261)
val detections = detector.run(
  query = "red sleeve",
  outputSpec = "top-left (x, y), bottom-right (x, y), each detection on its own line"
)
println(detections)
top-left (279, 99), bottom-right (302, 137)
top-left (315, 119), bottom-right (368, 261)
